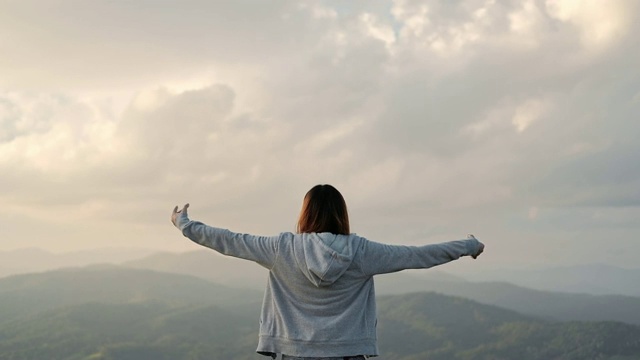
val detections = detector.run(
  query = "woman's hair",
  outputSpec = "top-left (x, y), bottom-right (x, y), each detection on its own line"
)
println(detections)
top-left (297, 184), bottom-right (350, 235)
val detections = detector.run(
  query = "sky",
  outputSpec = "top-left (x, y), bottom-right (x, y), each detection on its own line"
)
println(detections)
top-left (1, 0), bottom-right (639, 269)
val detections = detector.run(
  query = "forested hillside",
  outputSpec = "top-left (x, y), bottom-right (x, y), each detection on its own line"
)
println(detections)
top-left (0, 266), bottom-right (260, 325)
top-left (374, 275), bottom-right (640, 325)
top-left (1, 268), bottom-right (639, 359)
top-left (377, 293), bottom-right (640, 360)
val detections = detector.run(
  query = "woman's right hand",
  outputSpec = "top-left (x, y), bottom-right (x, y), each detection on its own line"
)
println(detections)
top-left (171, 203), bottom-right (190, 227)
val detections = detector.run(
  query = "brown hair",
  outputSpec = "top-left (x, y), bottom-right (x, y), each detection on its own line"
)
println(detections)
top-left (296, 184), bottom-right (350, 235)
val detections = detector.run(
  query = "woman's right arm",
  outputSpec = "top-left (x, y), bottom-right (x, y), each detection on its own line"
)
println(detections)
top-left (359, 236), bottom-right (484, 276)
top-left (171, 204), bottom-right (280, 269)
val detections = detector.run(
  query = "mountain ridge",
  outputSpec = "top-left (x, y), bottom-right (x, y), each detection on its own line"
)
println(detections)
top-left (1, 288), bottom-right (639, 359)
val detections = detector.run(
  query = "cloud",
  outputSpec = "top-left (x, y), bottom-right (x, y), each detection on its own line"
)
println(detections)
top-left (545, 0), bottom-right (635, 49)
top-left (1, 0), bottom-right (639, 266)
top-left (0, 0), bottom-right (324, 90)
top-left (511, 98), bottom-right (550, 133)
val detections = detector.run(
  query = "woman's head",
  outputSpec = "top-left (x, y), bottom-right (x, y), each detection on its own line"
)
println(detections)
top-left (297, 184), bottom-right (350, 235)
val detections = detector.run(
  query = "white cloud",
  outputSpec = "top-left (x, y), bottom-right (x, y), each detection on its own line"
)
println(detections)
top-left (297, 118), bottom-right (364, 154)
top-left (508, 0), bottom-right (546, 48)
top-left (392, 0), bottom-right (430, 38)
top-left (359, 13), bottom-right (397, 52)
top-left (545, 0), bottom-right (634, 49)
top-left (463, 97), bottom-right (552, 136)
top-left (0, 0), bottom-right (639, 267)
top-left (0, 0), bottom-right (323, 90)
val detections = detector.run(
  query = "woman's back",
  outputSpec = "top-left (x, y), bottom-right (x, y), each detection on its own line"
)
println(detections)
top-left (258, 232), bottom-right (377, 357)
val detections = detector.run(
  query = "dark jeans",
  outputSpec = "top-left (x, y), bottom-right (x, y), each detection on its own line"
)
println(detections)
top-left (280, 356), bottom-right (366, 360)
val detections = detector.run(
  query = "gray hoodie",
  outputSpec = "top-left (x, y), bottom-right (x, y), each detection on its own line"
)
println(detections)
top-left (175, 214), bottom-right (482, 358)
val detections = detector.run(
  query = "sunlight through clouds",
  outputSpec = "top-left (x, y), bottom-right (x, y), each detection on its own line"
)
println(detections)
top-left (546, 0), bottom-right (634, 49)
top-left (511, 98), bottom-right (549, 133)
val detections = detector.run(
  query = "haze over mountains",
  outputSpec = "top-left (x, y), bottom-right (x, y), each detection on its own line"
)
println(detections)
top-left (455, 264), bottom-right (640, 297)
top-left (0, 248), bottom-right (155, 278)
top-left (0, 266), bottom-right (261, 325)
top-left (124, 250), bottom-right (640, 326)
top-left (2, 248), bottom-right (640, 328)
top-left (3, 248), bottom-right (639, 297)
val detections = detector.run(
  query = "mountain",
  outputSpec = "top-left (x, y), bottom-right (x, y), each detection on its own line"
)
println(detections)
top-left (457, 264), bottom-right (640, 297)
top-left (0, 247), bottom-right (155, 278)
top-left (122, 250), bottom-right (465, 290)
top-left (0, 301), bottom-right (261, 360)
top-left (8, 249), bottom-right (640, 328)
top-left (122, 250), bottom-right (270, 290)
top-left (6, 248), bottom-right (638, 297)
top-left (1, 289), bottom-right (639, 360)
top-left (126, 250), bottom-right (640, 326)
top-left (374, 275), bottom-right (640, 325)
top-left (376, 292), bottom-right (640, 360)
top-left (0, 266), bottom-right (261, 324)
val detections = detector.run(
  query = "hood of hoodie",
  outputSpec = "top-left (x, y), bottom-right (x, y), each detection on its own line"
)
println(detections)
top-left (293, 233), bottom-right (360, 287)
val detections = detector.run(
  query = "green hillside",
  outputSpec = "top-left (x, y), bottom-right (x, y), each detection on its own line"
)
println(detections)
top-left (376, 292), bottom-right (640, 359)
top-left (1, 268), bottom-right (640, 359)
top-left (374, 275), bottom-right (640, 325)
top-left (0, 302), bottom-right (260, 360)
top-left (0, 266), bottom-right (261, 325)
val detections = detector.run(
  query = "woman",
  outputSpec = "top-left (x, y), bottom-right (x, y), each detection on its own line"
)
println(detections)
top-left (171, 184), bottom-right (484, 359)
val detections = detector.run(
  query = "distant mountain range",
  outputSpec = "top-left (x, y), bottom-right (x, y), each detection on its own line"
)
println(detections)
top-left (0, 267), bottom-right (639, 360)
top-left (120, 250), bottom-right (640, 326)
top-left (4, 248), bottom-right (640, 327)
top-left (0, 247), bottom-right (154, 277)
top-left (0, 266), bottom-right (260, 325)
top-left (373, 274), bottom-right (640, 325)
top-left (123, 250), bottom-right (272, 290)
top-left (459, 264), bottom-right (640, 297)
top-left (4, 248), bottom-right (639, 297)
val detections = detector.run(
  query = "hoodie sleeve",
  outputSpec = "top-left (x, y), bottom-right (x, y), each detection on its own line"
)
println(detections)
top-left (175, 214), bottom-right (279, 270)
top-left (359, 237), bottom-right (482, 276)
